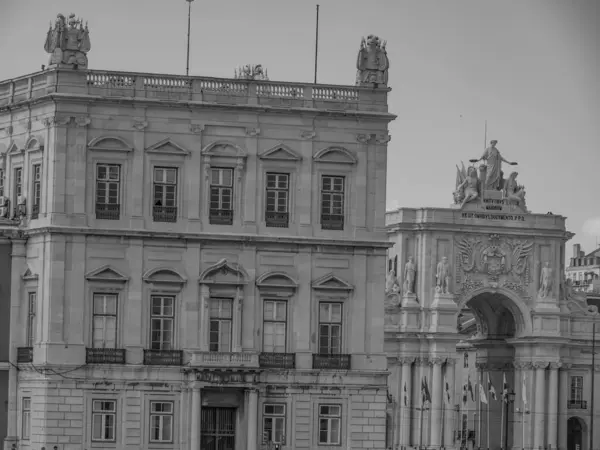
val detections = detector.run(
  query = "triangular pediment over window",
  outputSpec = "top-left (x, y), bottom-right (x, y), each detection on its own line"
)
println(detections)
top-left (145, 138), bottom-right (190, 156)
top-left (313, 146), bottom-right (357, 165)
top-left (256, 271), bottom-right (298, 290)
top-left (311, 273), bottom-right (354, 291)
top-left (88, 136), bottom-right (134, 152)
top-left (21, 267), bottom-right (39, 281)
top-left (258, 144), bottom-right (302, 161)
top-left (85, 265), bottom-right (129, 283)
top-left (7, 141), bottom-right (21, 155)
top-left (199, 259), bottom-right (248, 286)
top-left (201, 141), bottom-right (247, 159)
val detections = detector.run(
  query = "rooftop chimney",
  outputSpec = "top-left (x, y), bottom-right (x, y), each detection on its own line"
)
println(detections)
top-left (573, 244), bottom-right (581, 259)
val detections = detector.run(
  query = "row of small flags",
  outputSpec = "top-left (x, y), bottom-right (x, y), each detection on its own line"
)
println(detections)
top-left (403, 373), bottom-right (527, 406)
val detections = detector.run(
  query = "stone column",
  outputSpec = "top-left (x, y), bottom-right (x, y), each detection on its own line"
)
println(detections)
top-left (429, 357), bottom-right (444, 448)
top-left (547, 362), bottom-right (561, 449)
top-left (558, 364), bottom-right (571, 450)
top-left (199, 285), bottom-right (210, 351)
top-left (533, 361), bottom-right (549, 450)
top-left (443, 359), bottom-right (456, 448)
top-left (190, 387), bottom-right (201, 450)
top-left (232, 287), bottom-right (243, 352)
top-left (411, 358), bottom-right (424, 447)
top-left (246, 388), bottom-right (258, 450)
top-left (399, 357), bottom-right (414, 447)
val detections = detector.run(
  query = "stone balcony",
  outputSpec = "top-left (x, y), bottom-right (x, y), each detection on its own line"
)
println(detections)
top-left (189, 351), bottom-right (260, 368)
top-left (0, 68), bottom-right (390, 113)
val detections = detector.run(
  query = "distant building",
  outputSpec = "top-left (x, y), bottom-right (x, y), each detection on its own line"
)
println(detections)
top-left (0, 239), bottom-right (11, 445)
top-left (566, 243), bottom-right (600, 292)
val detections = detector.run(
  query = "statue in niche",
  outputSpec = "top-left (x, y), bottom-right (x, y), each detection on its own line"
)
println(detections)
top-left (436, 256), bottom-right (451, 294)
top-left (539, 262), bottom-right (553, 298)
top-left (44, 13), bottom-right (91, 69)
top-left (503, 172), bottom-right (527, 208)
top-left (385, 269), bottom-right (401, 294)
top-left (454, 165), bottom-right (480, 207)
top-left (403, 256), bottom-right (416, 294)
top-left (356, 35), bottom-right (389, 87)
top-left (472, 140), bottom-right (517, 191)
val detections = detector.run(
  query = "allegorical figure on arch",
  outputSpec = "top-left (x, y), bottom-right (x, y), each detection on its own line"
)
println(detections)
top-left (44, 13), bottom-right (91, 69)
top-left (473, 140), bottom-right (517, 191)
top-left (356, 34), bottom-right (389, 87)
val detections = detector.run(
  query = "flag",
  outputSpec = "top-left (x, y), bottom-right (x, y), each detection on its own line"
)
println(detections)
top-left (422, 376), bottom-right (432, 404)
top-left (502, 373), bottom-right (509, 403)
top-left (488, 374), bottom-right (497, 401)
top-left (467, 376), bottom-right (474, 402)
top-left (479, 383), bottom-right (488, 404)
top-left (444, 375), bottom-right (451, 404)
top-left (403, 382), bottom-right (408, 407)
top-left (522, 373), bottom-right (527, 405)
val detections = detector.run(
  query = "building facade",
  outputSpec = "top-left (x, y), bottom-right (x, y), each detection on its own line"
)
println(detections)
top-left (384, 154), bottom-right (600, 450)
top-left (567, 243), bottom-right (600, 293)
top-left (0, 239), bottom-right (12, 445)
top-left (0, 17), bottom-right (395, 450)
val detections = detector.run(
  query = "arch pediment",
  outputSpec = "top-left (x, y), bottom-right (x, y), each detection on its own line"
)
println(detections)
top-left (88, 136), bottom-right (134, 152)
top-left (199, 259), bottom-right (248, 286)
top-left (25, 136), bottom-right (44, 152)
top-left (202, 141), bottom-right (247, 159)
top-left (313, 146), bottom-right (357, 165)
top-left (85, 265), bottom-right (129, 283)
top-left (256, 271), bottom-right (298, 290)
top-left (311, 273), bottom-right (354, 291)
top-left (143, 267), bottom-right (187, 286)
top-left (259, 143), bottom-right (302, 161)
top-left (145, 138), bottom-right (190, 156)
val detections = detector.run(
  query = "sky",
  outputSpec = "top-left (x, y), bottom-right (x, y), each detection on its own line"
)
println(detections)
top-left (2, 0), bottom-right (599, 255)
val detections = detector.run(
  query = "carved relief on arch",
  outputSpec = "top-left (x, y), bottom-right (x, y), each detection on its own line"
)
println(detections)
top-left (256, 271), bottom-right (298, 294)
top-left (198, 259), bottom-right (248, 286)
top-left (88, 136), bottom-right (134, 153)
top-left (313, 146), bottom-right (357, 165)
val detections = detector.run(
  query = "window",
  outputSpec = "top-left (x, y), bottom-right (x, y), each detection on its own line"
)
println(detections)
top-left (149, 401), bottom-right (174, 443)
top-left (92, 400), bottom-right (116, 442)
top-left (21, 397), bottom-right (31, 440)
top-left (263, 300), bottom-right (287, 353)
top-left (31, 164), bottom-right (41, 218)
top-left (209, 298), bottom-right (232, 352)
top-left (150, 296), bottom-right (174, 350)
top-left (95, 164), bottom-right (121, 220)
top-left (318, 404), bottom-right (341, 445)
top-left (209, 168), bottom-right (233, 225)
top-left (265, 173), bottom-right (289, 227)
top-left (14, 167), bottom-right (23, 201)
top-left (26, 293), bottom-right (36, 347)
top-left (93, 294), bottom-right (117, 348)
top-left (570, 376), bottom-right (583, 401)
top-left (0, 168), bottom-right (4, 197)
top-left (319, 303), bottom-right (342, 355)
top-left (321, 175), bottom-right (344, 230)
top-left (263, 404), bottom-right (286, 444)
top-left (153, 167), bottom-right (178, 222)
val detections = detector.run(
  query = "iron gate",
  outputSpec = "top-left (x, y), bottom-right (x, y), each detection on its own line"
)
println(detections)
top-left (200, 407), bottom-right (236, 450)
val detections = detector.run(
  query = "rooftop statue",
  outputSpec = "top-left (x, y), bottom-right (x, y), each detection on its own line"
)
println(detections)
top-left (472, 140), bottom-right (517, 191)
top-left (234, 64), bottom-right (269, 81)
top-left (453, 163), bottom-right (481, 207)
top-left (44, 13), bottom-right (91, 69)
top-left (503, 171), bottom-right (527, 209)
top-left (356, 35), bottom-right (389, 88)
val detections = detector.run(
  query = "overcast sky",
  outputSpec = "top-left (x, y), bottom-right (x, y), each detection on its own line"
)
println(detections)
top-left (2, 0), bottom-right (599, 256)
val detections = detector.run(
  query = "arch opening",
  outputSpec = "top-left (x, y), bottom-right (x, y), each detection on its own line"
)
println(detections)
top-left (567, 417), bottom-right (587, 450)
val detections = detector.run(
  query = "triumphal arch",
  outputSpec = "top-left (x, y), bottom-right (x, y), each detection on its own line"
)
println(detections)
top-left (384, 142), bottom-right (598, 450)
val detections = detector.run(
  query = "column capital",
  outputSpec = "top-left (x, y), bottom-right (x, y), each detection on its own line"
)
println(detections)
top-left (560, 363), bottom-right (573, 370)
top-left (549, 362), bottom-right (563, 370)
top-left (533, 361), bottom-right (550, 370)
top-left (513, 361), bottom-right (533, 369)
top-left (399, 356), bottom-right (416, 365)
top-left (429, 357), bottom-right (445, 366)
top-left (475, 362), bottom-right (488, 370)
top-left (445, 358), bottom-right (456, 367)
top-left (200, 284), bottom-right (210, 297)
top-left (415, 357), bottom-right (429, 365)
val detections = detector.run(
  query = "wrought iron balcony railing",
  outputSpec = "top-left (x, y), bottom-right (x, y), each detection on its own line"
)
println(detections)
top-left (312, 353), bottom-right (351, 370)
top-left (86, 348), bottom-right (126, 364)
top-left (153, 205), bottom-right (177, 223)
top-left (143, 349), bottom-right (183, 366)
top-left (265, 211), bottom-right (289, 228)
top-left (321, 214), bottom-right (344, 230)
top-left (567, 400), bottom-right (587, 409)
top-left (17, 347), bottom-right (33, 363)
top-left (96, 203), bottom-right (120, 220)
top-left (259, 352), bottom-right (295, 369)
top-left (209, 209), bottom-right (233, 225)
top-left (189, 351), bottom-right (259, 368)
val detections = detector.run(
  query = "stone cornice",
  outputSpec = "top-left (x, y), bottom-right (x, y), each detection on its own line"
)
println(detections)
top-left (20, 226), bottom-right (393, 249)
top-left (386, 222), bottom-right (570, 239)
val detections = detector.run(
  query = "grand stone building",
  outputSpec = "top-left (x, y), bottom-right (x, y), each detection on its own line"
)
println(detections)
top-left (384, 150), bottom-right (600, 450)
top-left (0, 15), bottom-right (394, 450)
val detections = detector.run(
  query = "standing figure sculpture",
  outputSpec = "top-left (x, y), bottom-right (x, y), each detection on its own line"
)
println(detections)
top-left (403, 256), bottom-right (416, 295)
top-left (436, 256), bottom-right (451, 294)
top-left (473, 140), bottom-right (517, 190)
top-left (539, 262), bottom-right (553, 298)
top-left (454, 166), bottom-right (480, 207)
top-left (356, 35), bottom-right (389, 87)
top-left (44, 13), bottom-right (91, 69)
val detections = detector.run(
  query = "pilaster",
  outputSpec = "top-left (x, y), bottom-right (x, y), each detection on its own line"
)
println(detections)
top-left (124, 239), bottom-right (144, 362)
top-left (429, 357), bottom-right (444, 448)
top-left (246, 388), bottom-right (258, 450)
top-left (547, 362), bottom-right (561, 449)
top-left (443, 358), bottom-right (456, 449)
top-left (558, 363), bottom-right (571, 450)
top-left (399, 356), bottom-right (415, 447)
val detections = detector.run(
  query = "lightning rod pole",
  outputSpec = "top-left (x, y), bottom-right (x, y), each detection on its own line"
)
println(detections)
top-left (314, 5), bottom-right (319, 84)
top-left (186, 0), bottom-right (194, 76)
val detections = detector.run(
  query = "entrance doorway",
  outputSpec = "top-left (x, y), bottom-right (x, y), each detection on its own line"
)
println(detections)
top-left (201, 407), bottom-right (236, 450)
top-left (567, 417), bottom-right (584, 450)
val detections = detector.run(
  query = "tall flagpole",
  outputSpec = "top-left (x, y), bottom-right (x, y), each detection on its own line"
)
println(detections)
top-left (185, 0), bottom-right (194, 76)
top-left (314, 5), bottom-right (320, 84)
top-left (484, 120), bottom-right (488, 148)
